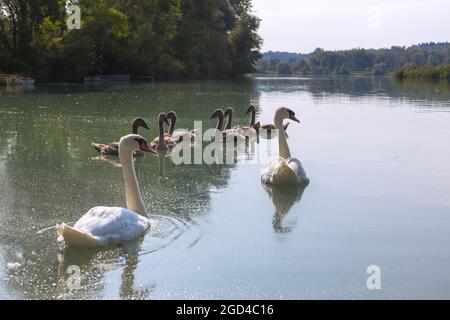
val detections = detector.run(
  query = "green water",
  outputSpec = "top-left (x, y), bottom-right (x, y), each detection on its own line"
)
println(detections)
top-left (0, 77), bottom-right (450, 299)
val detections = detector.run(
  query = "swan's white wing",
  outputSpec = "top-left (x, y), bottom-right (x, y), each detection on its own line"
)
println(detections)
top-left (261, 158), bottom-right (284, 184)
top-left (262, 157), bottom-right (309, 185)
top-left (73, 206), bottom-right (150, 244)
top-left (286, 157), bottom-right (309, 183)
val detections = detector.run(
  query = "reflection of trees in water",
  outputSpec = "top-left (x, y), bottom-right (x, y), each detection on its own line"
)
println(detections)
top-left (262, 183), bottom-right (308, 234)
top-left (137, 147), bottom-right (237, 220)
top-left (390, 78), bottom-right (450, 103)
top-left (0, 81), bottom-right (255, 299)
top-left (255, 76), bottom-right (450, 105)
top-left (0, 112), bottom-right (16, 159)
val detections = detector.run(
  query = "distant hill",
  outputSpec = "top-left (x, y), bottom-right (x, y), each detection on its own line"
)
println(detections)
top-left (257, 42), bottom-right (450, 76)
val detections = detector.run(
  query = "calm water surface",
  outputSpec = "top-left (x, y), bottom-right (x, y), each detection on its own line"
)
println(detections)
top-left (0, 77), bottom-right (450, 299)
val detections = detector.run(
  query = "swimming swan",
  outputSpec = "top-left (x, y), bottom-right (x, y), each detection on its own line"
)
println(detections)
top-left (150, 113), bottom-right (176, 150)
top-left (166, 111), bottom-right (197, 143)
top-left (57, 134), bottom-right (156, 248)
top-left (230, 106), bottom-right (261, 140)
top-left (91, 117), bottom-right (151, 156)
top-left (261, 107), bottom-right (309, 185)
top-left (210, 108), bottom-right (246, 143)
top-left (246, 105), bottom-right (289, 138)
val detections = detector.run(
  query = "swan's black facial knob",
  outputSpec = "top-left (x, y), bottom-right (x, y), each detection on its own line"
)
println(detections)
top-left (287, 109), bottom-right (300, 123)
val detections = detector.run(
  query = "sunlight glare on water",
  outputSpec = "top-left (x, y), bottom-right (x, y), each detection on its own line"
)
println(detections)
top-left (0, 77), bottom-right (450, 299)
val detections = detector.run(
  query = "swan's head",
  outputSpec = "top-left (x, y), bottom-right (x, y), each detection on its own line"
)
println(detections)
top-left (276, 107), bottom-right (300, 123)
top-left (167, 111), bottom-right (177, 122)
top-left (119, 134), bottom-right (157, 155)
top-left (224, 107), bottom-right (234, 117)
top-left (157, 113), bottom-right (170, 126)
top-left (210, 108), bottom-right (224, 120)
top-left (246, 105), bottom-right (256, 114)
top-left (132, 117), bottom-right (150, 131)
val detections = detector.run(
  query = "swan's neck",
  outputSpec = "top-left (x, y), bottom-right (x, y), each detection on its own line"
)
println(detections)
top-left (119, 147), bottom-right (147, 216)
top-left (275, 115), bottom-right (291, 159)
top-left (216, 115), bottom-right (224, 131)
top-left (169, 118), bottom-right (176, 136)
top-left (249, 109), bottom-right (256, 126)
top-left (132, 123), bottom-right (138, 135)
top-left (158, 121), bottom-right (166, 148)
top-left (225, 113), bottom-right (232, 130)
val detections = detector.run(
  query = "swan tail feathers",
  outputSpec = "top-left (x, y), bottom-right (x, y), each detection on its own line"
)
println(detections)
top-left (91, 142), bottom-right (105, 153)
top-left (272, 162), bottom-right (298, 185)
top-left (57, 224), bottom-right (100, 249)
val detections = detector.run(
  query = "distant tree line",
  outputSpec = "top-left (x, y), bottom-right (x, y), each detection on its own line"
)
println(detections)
top-left (256, 42), bottom-right (450, 76)
top-left (393, 65), bottom-right (450, 81)
top-left (262, 51), bottom-right (308, 62)
top-left (0, 0), bottom-right (262, 81)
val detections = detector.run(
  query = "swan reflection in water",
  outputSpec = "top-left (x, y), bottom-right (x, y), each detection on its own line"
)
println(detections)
top-left (262, 183), bottom-right (308, 233)
top-left (56, 240), bottom-right (154, 299)
top-left (91, 153), bottom-right (147, 171)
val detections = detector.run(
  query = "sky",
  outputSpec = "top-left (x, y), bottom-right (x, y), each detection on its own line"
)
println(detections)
top-left (252, 0), bottom-right (450, 53)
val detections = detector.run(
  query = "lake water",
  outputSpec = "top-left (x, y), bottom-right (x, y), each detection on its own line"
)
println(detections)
top-left (0, 76), bottom-right (450, 299)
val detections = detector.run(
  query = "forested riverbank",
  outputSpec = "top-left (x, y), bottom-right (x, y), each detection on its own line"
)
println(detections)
top-left (393, 65), bottom-right (450, 81)
top-left (256, 42), bottom-right (450, 76)
top-left (0, 0), bottom-right (261, 82)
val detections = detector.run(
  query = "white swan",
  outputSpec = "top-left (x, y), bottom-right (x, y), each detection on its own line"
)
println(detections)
top-left (261, 107), bottom-right (309, 185)
top-left (57, 134), bottom-right (156, 248)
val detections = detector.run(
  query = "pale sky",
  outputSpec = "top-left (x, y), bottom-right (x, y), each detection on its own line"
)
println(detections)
top-left (252, 0), bottom-right (450, 53)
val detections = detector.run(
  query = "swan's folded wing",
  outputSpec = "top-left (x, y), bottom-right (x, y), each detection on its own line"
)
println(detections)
top-left (73, 206), bottom-right (150, 243)
top-left (91, 142), bottom-right (119, 155)
top-left (287, 158), bottom-right (309, 184)
top-left (172, 130), bottom-right (193, 143)
top-left (261, 158), bottom-right (285, 184)
top-left (222, 129), bottom-right (246, 142)
top-left (235, 126), bottom-right (257, 138)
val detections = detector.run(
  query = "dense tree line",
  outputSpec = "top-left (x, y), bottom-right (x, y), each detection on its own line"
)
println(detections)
top-left (257, 42), bottom-right (450, 76)
top-left (393, 65), bottom-right (450, 81)
top-left (0, 0), bottom-right (262, 81)
top-left (262, 51), bottom-right (308, 62)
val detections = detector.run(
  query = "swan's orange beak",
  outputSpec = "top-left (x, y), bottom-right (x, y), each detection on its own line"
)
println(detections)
top-left (140, 143), bottom-right (157, 155)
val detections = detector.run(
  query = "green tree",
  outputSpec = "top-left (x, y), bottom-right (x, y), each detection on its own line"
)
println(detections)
top-left (277, 62), bottom-right (291, 75)
top-left (1, 0), bottom-right (262, 81)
